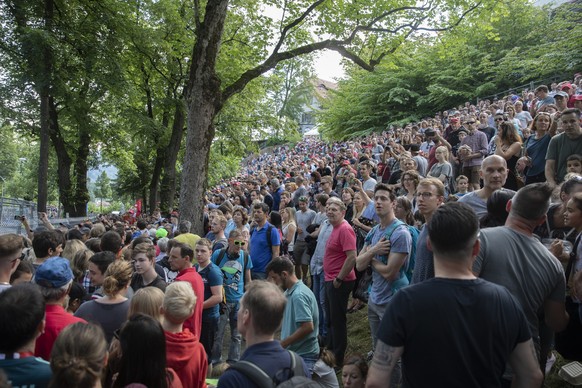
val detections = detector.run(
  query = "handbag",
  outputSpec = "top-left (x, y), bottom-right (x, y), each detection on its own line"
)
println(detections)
top-left (353, 266), bottom-right (372, 302)
top-left (555, 236), bottom-right (582, 361)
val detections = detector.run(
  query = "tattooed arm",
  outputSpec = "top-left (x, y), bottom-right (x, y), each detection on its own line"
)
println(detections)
top-left (508, 339), bottom-right (543, 388)
top-left (366, 339), bottom-right (403, 388)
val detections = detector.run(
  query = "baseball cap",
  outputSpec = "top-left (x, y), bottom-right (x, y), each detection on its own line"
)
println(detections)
top-left (34, 257), bottom-right (74, 288)
top-left (554, 91), bottom-right (568, 99)
top-left (424, 128), bottom-right (436, 136)
top-left (572, 94), bottom-right (582, 101)
top-left (156, 228), bottom-right (168, 238)
top-left (561, 83), bottom-right (573, 91)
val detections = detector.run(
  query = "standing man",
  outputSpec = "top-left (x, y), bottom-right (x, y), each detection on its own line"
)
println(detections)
top-left (356, 183), bottom-right (412, 385)
top-left (459, 155), bottom-right (513, 218)
top-left (294, 196), bottom-right (317, 282)
top-left (267, 257), bottom-right (319, 375)
top-left (474, 183), bottom-right (569, 378)
top-left (270, 178), bottom-right (283, 212)
top-left (359, 160), bottom-right (378, 192)
top-left (459, 117), bottom-right (488, 191)
top-left (249, 203), bottom-right (281, 279)
top-left (34, 257), bottom-right (86, 360)
top-left (411, 178), bottom-right (445, 284)
top-left (545, 108), bottom-right (582, 188)
top-left (217, 281), bottom-right (307, 387)
top-left (211, 230), bottom-right (252, 365)
top-left (366, 203), bottom-right (543, 388)
top-left (323, 197), bottom-right (357, 367)
top-left (168, 242), bottom-right (205, 339)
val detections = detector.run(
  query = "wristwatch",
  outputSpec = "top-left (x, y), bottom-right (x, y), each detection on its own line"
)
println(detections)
top-left (335, 277), bottom-right (344, 284)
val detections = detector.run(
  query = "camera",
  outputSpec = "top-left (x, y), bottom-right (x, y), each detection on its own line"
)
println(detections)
top-left (13, 215), bottom-right (24, 221)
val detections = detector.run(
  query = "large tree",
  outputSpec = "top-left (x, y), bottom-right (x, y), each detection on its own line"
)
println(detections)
top-left (180, 0), bottom-right (484, 233)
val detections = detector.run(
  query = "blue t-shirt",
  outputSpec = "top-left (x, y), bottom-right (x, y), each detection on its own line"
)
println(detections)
top-left (249, 222), bottom-right (281, 273)
top-left (282, 280), bottom-right (320, 357)
top-left (211, 249), bottom-right (253, 303)
top-left (367, 220), bottom-right (412, 304)
top-left (195, 262), bottom-right (223, 320)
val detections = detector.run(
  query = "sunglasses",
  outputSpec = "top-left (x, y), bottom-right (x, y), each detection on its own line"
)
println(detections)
top-left (465, 121), bottom-right (475, 125)
top-left (495, 118), bottom-right (505, 122)
top-left (234, 240), bottom-right (246, 246)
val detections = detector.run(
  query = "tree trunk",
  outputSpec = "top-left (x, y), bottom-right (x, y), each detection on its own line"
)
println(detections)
top-left (72, 114), bottom-right (91, 217)
top-left (48, 97), bottom-right (74, 216)
top-left (180, 0), bottom-right (228, 235)
top-left (160, 98), bottom-right (186, 212)
top-left (37, 0), bottom-right (55, 213)
top-left (149, 148), bottom-right (165, 210)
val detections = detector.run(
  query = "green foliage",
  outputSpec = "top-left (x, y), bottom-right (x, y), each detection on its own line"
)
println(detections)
top-left (207, 145), bottom-right (242, 188)
top-left (93, 171), bottom-right (112, 201)
top-left (319, 0), bottom-right (582, 140)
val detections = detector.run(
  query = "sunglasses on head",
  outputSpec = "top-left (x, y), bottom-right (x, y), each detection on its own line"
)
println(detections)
top-left (234, 240), bottom-right (246, 246)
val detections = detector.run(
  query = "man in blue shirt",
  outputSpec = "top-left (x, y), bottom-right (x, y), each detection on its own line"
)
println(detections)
top-left (249, 203), bottom-right (280, 279)
top-left (211, 230), bottom-right (253, 365)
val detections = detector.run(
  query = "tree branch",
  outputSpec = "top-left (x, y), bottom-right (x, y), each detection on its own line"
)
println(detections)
top-left (223, 2), bottom-right (482, 102)
top-left (272, 0), bottom-right (326, 55)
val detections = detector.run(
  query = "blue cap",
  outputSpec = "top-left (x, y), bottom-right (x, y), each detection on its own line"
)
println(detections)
top-left (34, 257), bottom-right (74, 288)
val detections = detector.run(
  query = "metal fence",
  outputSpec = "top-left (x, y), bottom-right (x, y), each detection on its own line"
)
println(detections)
top-left (475, 73), bottom-right (570, 104)
top-left (0, 198), bottom-right (95, 236)
top-left (0, 198), bottom-right (38, 235)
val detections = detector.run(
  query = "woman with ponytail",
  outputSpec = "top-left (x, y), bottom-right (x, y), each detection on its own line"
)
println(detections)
top-left (75, 260), bottom-right (133, 343)
top-left (49, 322), bottom-right (108, 388)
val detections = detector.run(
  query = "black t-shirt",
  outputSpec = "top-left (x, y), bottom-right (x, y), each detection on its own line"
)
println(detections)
top-left (131, 273), bottom-right (167, 292)
top-left (378, 277), bottom-right (530, 387)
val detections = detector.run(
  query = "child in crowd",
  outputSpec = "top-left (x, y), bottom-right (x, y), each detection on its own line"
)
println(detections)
top-left (454, 175), bottom-right (469, 197)
top-left (567, 154), bottom-right (582, 175)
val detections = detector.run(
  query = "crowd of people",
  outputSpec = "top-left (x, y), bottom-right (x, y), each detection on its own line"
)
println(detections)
top-left (1, 76), bottom-right (582, 388)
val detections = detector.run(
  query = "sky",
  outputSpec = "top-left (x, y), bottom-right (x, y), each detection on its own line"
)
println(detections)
top-left (314, 50), bottom-right (346, 82)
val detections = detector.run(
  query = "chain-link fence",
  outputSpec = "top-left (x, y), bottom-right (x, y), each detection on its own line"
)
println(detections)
top-left (0, 198), bottom-right (38, 235)
top-left (475, 73), bottom-right (571, 104)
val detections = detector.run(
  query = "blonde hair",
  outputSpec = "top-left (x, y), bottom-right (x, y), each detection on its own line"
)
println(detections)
top-left (129, 287), bottom-right (164, 321)
top-left (163, 282), bottom-right (197, 323)
top-left (61, 239), bottom-right (86, 261)
top-left (435, 146), bottom-right (449, 161)
top-left (102, 260), bottom-right (133, 297)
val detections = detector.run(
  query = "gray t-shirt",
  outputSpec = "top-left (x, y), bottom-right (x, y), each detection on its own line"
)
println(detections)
top-left (411, 226), bottom-right (432, 284)
top-left (473, 226), bottom-right (566, 351)
top-left (296, 209), bottom-right (317, 241)
top-left (310, 220), bottom-right (333, 276)
top-left (458, 191), bottom-right (487, 218)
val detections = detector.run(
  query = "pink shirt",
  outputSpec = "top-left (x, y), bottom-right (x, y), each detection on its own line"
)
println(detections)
top-left (323, 220), bottom-right (357, 282)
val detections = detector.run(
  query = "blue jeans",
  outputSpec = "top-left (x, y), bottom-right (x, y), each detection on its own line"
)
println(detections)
top-left (211, 301), bottom-right (242, 364)
top-left (251, 271), bottom-right (267, 280)
top-left (368, 300), bottom-right (388, 350)
top-left (312, 272), bottom-right (327, 339)
top-left (301, 354), bottom-right (319, 378)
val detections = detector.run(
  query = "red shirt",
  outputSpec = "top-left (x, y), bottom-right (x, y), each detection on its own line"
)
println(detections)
top-left (35, 304), bottom-right (86, 360)
top-left (323, 220), bottom-right (357, 282)
top-left (175, 268), bottom-right (204, 339)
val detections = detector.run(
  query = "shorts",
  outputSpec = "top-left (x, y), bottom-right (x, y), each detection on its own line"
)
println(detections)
top-left (461, 165), bottom-right (481, 184)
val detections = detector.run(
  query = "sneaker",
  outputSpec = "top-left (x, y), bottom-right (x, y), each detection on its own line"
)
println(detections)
top-left (366, 350), bottom-right (374, 362)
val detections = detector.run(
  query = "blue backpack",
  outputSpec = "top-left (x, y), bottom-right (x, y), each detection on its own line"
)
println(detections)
top-left (365, 219), bottom-right (419, 287)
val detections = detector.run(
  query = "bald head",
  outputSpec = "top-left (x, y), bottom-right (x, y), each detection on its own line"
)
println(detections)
top-left (480, 155), bottom-right (508, 192)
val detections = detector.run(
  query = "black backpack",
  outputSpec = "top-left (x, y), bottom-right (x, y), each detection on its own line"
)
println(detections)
top-left (229, 350), bottom-right (322, 388)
